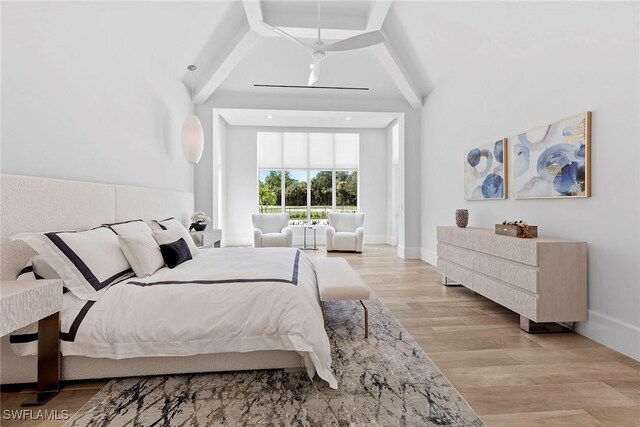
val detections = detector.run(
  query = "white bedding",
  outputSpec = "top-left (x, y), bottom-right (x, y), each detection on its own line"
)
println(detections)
top-left (10, 248), bottom-right (337, 388)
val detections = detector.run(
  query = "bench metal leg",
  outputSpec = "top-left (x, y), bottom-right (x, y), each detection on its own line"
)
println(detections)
top-left (360, 300), bottom-right (368, 338)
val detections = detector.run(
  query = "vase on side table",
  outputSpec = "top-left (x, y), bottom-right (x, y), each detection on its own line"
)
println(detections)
top-left (190, 222), bottom-right (207, 231)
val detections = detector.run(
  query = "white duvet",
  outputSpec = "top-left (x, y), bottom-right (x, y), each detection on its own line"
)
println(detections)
top-left (11, 248), bottom-right (337, 389)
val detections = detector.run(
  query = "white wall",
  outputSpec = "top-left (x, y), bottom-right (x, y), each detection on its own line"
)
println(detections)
top-left (386, 120), bottom-right (401, 246)
top-left (356, 128), bottom-right (388, 244)
top-left (224, 126), bottom-right (258, 246)
top-left (217, 125), bottom-right (388, 246)
top-left (1, 2), bottom-right (197, 192)
top-left (419, 2), bottom-right (640, 359)
top-left (194, 104), bottom-right (215, 213)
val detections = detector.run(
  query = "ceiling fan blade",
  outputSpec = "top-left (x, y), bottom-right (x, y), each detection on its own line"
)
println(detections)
top-left (323, 30), bottom-right (385, 52)
top-left (308, 59), bottom-right (321, 86)
top-left (260, 21), bottom-right (313, 51)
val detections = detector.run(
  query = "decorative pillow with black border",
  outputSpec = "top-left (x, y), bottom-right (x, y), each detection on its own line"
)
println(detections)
top-left (151, 217), bottom-right (199, 256)
top-left (11, 226), bottom-right (134, 300)
top-left (159, 237), bottom-right (192, 269)
top-left (118, 232), bottom-right (165, 277)
top-left (104, 219), bottom-right (153, 236)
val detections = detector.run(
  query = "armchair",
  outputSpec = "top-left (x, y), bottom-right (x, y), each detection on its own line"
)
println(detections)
top-left (326, 212), bottom-right (366, 252)
top-left (251, 213), bottom-right (293, 248)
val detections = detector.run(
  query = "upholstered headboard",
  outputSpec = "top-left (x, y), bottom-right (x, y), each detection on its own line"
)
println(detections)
top-left (0, 174), bottom-right (194, 280)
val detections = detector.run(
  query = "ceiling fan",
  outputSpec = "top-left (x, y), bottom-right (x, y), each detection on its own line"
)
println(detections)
top-left (261, 1), bottom-right (385, 86)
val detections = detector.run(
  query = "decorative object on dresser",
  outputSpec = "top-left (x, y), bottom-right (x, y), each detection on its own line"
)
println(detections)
top-left (512, 111), bottom-right (591, 199)
top-left (496, 220), bottom-right (538, 238)
top-left (0, 279), bottom-right (63, 405)
top-left (436, 226), bottom-right (587, 332)
top-left (464, 139), bottom-right (507, 200)
top-left (190, 228), bottom-right (222, 248)
top-left (189, 211), bottom-right (211, 231)
top-left (455, 209), bottom-right (469, 228)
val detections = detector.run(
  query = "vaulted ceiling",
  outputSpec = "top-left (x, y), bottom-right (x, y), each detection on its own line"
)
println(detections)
top-left (6, 2), bottom-right (620, 113)
top-left (187, 1), bottom-right (628, 111)
top-left (189, 0), bottom-right (424, 109)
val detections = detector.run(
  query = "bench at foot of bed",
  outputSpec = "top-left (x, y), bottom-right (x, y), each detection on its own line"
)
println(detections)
top-left (314, 258), bottom-right (371, 338)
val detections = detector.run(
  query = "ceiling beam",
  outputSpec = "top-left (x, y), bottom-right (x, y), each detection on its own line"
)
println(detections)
top-left (243, 0), bottom-right (361, 40)
top-left (372, 41), bottom-right (422, 109)
top-left (367, 0), bottom-right (422, 109)
top-left (366, 0), bottom-right (393, 31)
top-left (242, 0), bottom-right (270, 35)
top-left (207, 0), bottom-right (422, 109)
top-left (269, 26), bottom-right (362, 41)
top-left (193, 29), bottom-right (261, 104)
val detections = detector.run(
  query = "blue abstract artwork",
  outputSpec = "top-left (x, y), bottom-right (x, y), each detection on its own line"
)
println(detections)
top-left (464, 139), bottom-right (507, 200)
top-left (513, 112), bottom-right (591, 198)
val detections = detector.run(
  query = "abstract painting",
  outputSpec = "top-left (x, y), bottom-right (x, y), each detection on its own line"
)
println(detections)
top-left (464, 139), bottom-right (507, 200)
top-left (513, 112), bottom-right (591, 199)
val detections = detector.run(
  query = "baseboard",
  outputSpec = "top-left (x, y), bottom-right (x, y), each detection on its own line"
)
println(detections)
top-left (223, 238), bottom-right (252, 247)
top-left (289, 234), bottom-right (389, 247)
top-left (576, 310), bottom-right (640, 361)
top-left (420, 248), bottom-right (437, 266)
top-left (364, 235), bottom-right (390, 245)
top-left (386, 236), bottom-right (398, 246)
top-left (398, 246), bottom-right (421, 259)
top-left (226, 236), bottom-right (392, 248)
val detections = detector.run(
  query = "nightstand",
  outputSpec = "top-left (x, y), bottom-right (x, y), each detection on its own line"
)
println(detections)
top-left (0, 279), bottom-right (63, 406)
top-left (190, 228), bottom-right (222, 248)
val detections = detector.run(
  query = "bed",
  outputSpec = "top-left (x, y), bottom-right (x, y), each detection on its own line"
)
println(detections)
top-left (0, 174), bottom-right (336, 388)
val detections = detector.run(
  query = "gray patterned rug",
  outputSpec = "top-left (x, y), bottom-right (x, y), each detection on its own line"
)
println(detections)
top-left (66, 295), bottom-right (483, 426)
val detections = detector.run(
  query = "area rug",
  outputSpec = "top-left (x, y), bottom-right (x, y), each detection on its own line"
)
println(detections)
top-left (65, 294), bottom-right (484, 426)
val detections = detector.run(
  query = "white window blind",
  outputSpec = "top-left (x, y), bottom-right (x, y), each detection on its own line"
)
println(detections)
top-left (258, 132), bottom-right (359, 169)
top-left (334, 133), bottom-right (359, 169)
top-left (282, 133), bottom-right (308, 168)
top-left (256, 132), bottom-right (282, 168)
top-left (309, 133), bottom-right (334, 169)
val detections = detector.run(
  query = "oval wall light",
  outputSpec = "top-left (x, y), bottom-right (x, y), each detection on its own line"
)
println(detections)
top-left (181, 65), bottom-right (204, 164)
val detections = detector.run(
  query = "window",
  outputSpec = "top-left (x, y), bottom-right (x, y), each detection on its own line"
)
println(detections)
top-left (310, 170), bottom-right (332, 220)
top-left (336, 170), bottom-right (358, 212)
top-left (257, 132), bottom-right (359, 224)
top-left (258, 170), bottom-right (281, 213)
top-left (285, 170), bottom-right (307, 221)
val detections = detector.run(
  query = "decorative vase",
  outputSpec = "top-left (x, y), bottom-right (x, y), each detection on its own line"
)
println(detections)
top-left (190, 222), bottom-right (207, 232)
top-left (455, 209), bottom-right (469, 228)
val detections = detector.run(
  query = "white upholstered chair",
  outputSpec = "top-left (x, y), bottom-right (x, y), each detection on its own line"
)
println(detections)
top-left (326, 212), bottom-right (365, 253)
top-left (251, 213), bottom-right (293, 248)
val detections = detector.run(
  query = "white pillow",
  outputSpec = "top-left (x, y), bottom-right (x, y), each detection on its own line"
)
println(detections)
top-left (16, 256), bottom-right (60, 281)
top-left (152, 229), bottom-right (182, 246)
top-left (118, 232), bottom-right (164, 277)
top-left (11, 227), bottom-right (133, 300)
top-left (32, 255), bottom-right (60, 279)
top-left (106, 219), bottom-right (153, 236)
top-left (152, 218), bottom-right (199, 256)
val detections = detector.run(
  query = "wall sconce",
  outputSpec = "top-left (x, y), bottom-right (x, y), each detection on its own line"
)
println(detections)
top-left (181, 65), bottom-right (204, 164)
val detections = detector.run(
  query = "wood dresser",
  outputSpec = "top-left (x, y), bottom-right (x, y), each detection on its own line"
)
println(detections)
top-left (436, 226), bottom-right (587, 331)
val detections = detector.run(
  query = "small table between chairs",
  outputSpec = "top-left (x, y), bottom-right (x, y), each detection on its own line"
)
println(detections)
top-left (293, 225), bottom-right (321, 251)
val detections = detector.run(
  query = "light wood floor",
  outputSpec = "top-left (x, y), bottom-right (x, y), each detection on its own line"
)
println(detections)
top-left (2, 245), bottom-right (639, 426)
